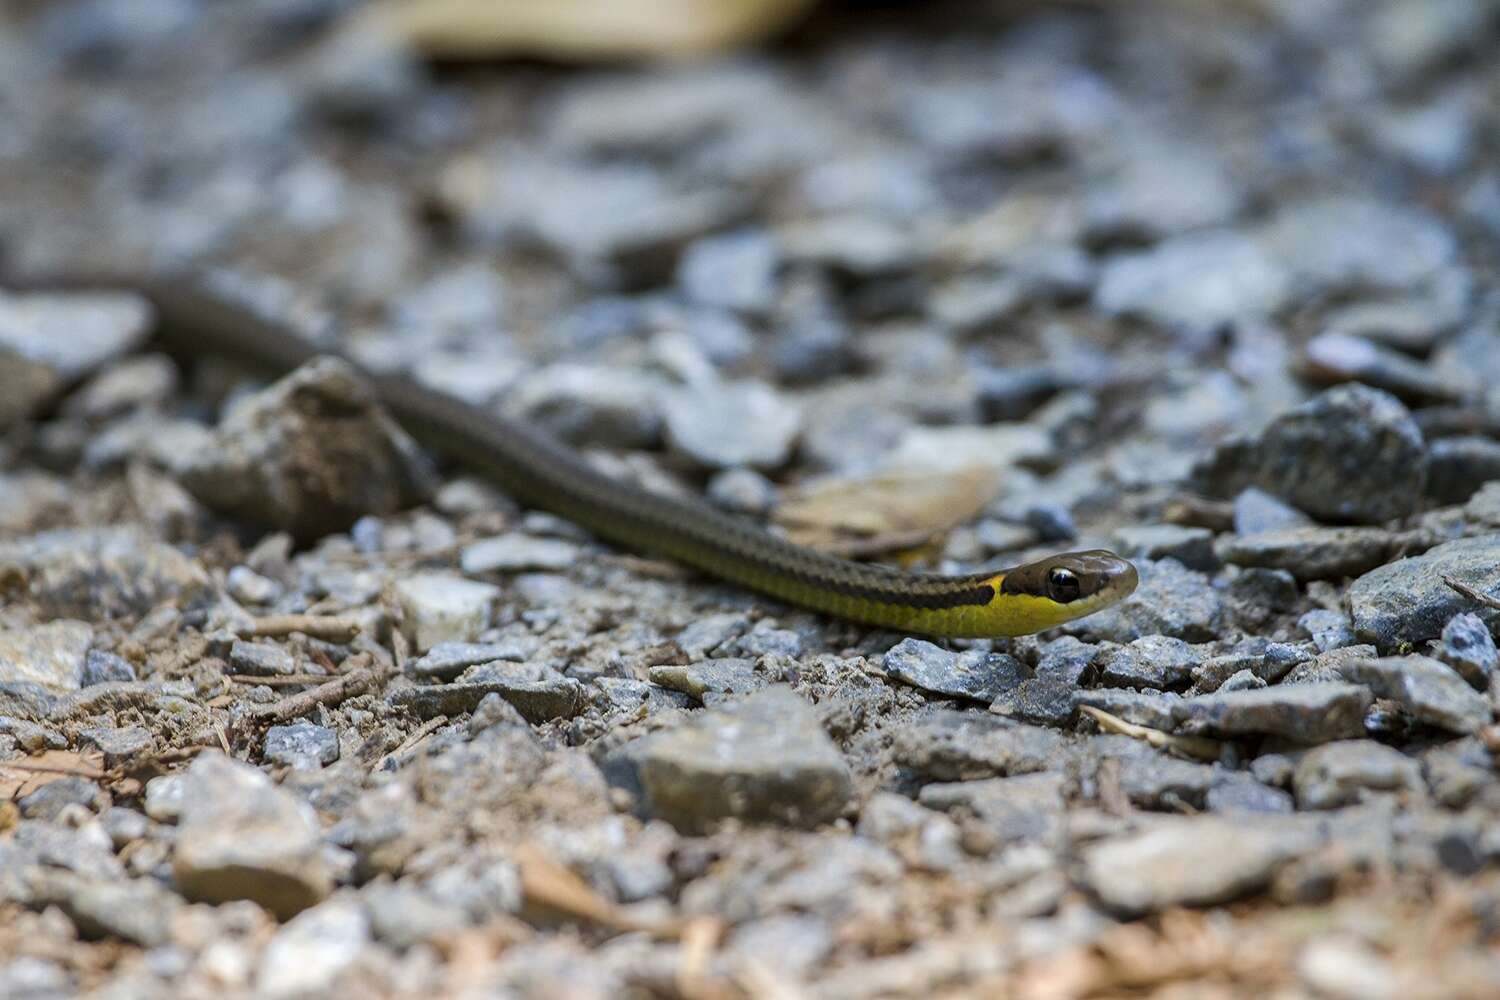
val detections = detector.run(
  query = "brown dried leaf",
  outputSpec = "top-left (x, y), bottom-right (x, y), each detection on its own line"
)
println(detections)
top-left (776, 466), bottom-right (999, 557)
top-left (0, 748), bottom-right (106, 801)
top-left (356, 0), bottom-right (819, 61)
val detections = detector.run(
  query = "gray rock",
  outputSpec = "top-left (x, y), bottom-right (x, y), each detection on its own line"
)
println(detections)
top-left (1095, 230), bottom-right (1290, 333)
top-left (1192, 638), bottom-right (1310, 691)
top-left (1467, 482), bottom-right (1500, 527)
top-left (1074, 688), bottom-right (1179, 730)
top-left (176, 357), bottom-right (437, 542)
top-left (0, 621), bottom-right (92, 692)
top-left (1426, 436), bottom-right (1500, 504)
top-left (918, 772), bottom-right (1066, 846)
top-left (78, 649), bottom-right (136, 687)
top-left (1171, 683), bottom-right (1373, 743)
top-left (64, 352), bottom-right (178, 420)
top-left (706, 467), bottom-right (778, 515)
top-left (1215, 526), bottom-right (1418, 581)
top-left (882, 638), bottom-right (1027, 703)
top-left (664, 380), bottom-right (800, 470)
top-left (727, 914), bottom-right (834, 978)
top-left (1336, 655), bottom-right (1490, 734)
top-left (394, 573), bottom-right (500, 653)
top-left (390, 661), bottom-right (584, 724)
top-left (229, 639), bottom-right (296, 677)
top-left (265, 722), bottom-right (340, 770)
top-left (1292, 740), bottom-right (1424, 810)
top-left (1191, 385), bottom-right (1427, 525)
top-left (990, 636), bottom-right (1097, 727)
top-left (1079, 817), bottom-right (1311, 916)
top-left (1299, 609), bottom-right (1359, 652)
top-left (0, 290), bottom-right (153, 380)
top-left (460, 535), bottom-right (579, 574)
top-left (1233, 487), bottom-right (1313, 535)
top-left (407, 638), bottom-right (541, 680)
top-left (1436, 613), bottom-right (1497, 688)
top-left (1258, 196), bottom-right (1454, 293)
top-left (503, 364), bottom-right (663, 449)
top-left (893, 709), bottom-right (1069, 781)
top-left (1300, 333), bottom-right (1458, 406)
top-left (1111, 524), bottom-right (1216, 573)
top-left (172, 752), bottom-right (332, 919)
top-left (0, 527), bottom-right (210, 620)
top-left (619, 686), bottom-right (851, 833)
top-left (1083, 132), bottom-right (1242, 241)
top-left (12, 818), bottom-right (124, 881)
top-left (734, 623), bottom-right (804, 658)
top-left (648, 657), bottom-right (765, 702)
top-left (255, 899), bottom-right (371, 998)
top-left (362, 880), bottom-right (471, 949)
top-left (1095, 635), bottom-right (1201, 691)
top-left (770, 315), bottom-right (855, 384)
top-left (25, 870), bottom-right (177, 947)
top-left (677, 229), bottom-right (780, 314)
top-left (1068, 558), bottom-right (1226, 643)
top-left (1348, 534), bottom-right (1500, 650)
top-left (884, 422), bottom-right (1054, 476)
top-left (1205, 778), bottom-right (1295, 814)
top-left (17, 777), bottom-right (105, 821)
top-left (226, 565), bottom-right (284, 606)
top-left (78, 725), bottom-right (153, 768)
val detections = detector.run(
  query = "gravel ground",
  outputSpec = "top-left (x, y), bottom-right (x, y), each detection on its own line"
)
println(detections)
top-left (3, 1), bottom-right (1500, 997)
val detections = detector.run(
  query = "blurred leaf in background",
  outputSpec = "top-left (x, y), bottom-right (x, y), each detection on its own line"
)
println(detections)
top-left (353, 0), bottom-right (822, 60)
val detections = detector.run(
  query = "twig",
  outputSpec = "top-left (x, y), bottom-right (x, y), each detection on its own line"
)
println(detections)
top-left (246, 662), bottom-right (373, 725)
top-left (0, 760), bottom-right (106, 780)
top-left (1079, 705), bottom-right (1223, 763)
top-left (237, 614), bottom-right (361, 643)
top-left (374, 714), bottom-right (449, 772)
top-left (227, 673), bottom-right (338, 687)
top-left (1445, 576), bottom-right (1500, 612)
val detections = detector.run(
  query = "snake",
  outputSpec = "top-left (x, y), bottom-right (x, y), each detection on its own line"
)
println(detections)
top-left (6, 274), bottom-right (1138, 637)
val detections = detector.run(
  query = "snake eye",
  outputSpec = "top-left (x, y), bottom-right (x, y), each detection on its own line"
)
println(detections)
top-left (1047, 567), bottom-right (1082, 603)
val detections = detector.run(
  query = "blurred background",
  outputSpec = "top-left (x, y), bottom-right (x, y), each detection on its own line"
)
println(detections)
top-left (0, 0), bottom-right (1498, 529)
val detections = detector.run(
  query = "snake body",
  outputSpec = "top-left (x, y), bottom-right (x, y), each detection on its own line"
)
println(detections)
top-left (16, 276), bottom-right (1138, 636)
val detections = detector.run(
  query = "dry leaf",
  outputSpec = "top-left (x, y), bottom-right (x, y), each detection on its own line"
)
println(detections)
top-left (1079, 705), bottom-right (1223, 763)
top-left (776, 466), bottom-right (999, 557)
top-left (0, 748), bottom-right (106, 801)
top-left (355, 0), bottom-right (819, 61)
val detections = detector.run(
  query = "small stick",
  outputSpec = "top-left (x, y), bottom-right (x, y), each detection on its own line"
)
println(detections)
top-left (247, 663), bottom-right (373, 724)
top-left (1444, 576), bottom-right (1500, 612)
top-left (238, 614), bottom-right (361, 643)
top-left (227, 673), bottom-right (338, 687)
top-left (374, 714), bottom-right (449, 772)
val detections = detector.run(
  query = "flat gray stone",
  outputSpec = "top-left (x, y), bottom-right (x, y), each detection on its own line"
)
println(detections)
top-left (459, 534), bottom-right (579, 574)
top-left (882, 638), bottom-right (1027, 703)
top-left (893, 709), bottom-right (1070, 781)
top-left (1079, 817), bottom-right (1313, 916)
top-left (0, 621), bottom-right (93, 692)
top-left (1436, 612), bottom-right (1497, 688)
top-left (255, 899), bottom-right (371, 998)
top-left (0, 290), bottom-right (153, 379)
top-left (1337, 654), bottom-right (1490, 734)
top-left (664, 380), bottom-right (800, 470)
top-left (1292, 740), bottom-right (1424, 810)
top-left (229, 639), bottom-right (296, 677)
top-left (1171, 683), bottom-right (1372, 743)
top-left (1191, 385), bottom-right (1427, 525)
top-left (389, 662), bottom-right (583, 723)
top-left (1095, 635), bottom-right (1201, 691)
top-left (264, 722), bottom-right (340, 770)
top-left (394, 573), bottom-right (500, 653)
top-left (1111, 524), bottom-right (1216, 573)
top-left (0, 527), bottom-right (211, 620)
top-left (1348, 534), bottom-right (1500, 651)
top-left (406, 638), bottom-right (542, 680)
top-left (621, 686), bottom-right (852, 833)
top-left (1216, 526), bottom-right (1420, 581)
top-left (171, 753), bottom-right (332, 919)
